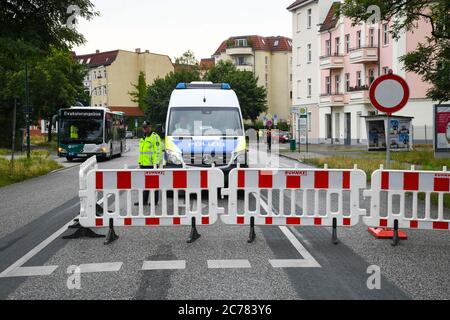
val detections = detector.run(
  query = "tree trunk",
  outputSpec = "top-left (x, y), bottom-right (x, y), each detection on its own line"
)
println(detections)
top-left (47, 117), bottom-right (52, 142)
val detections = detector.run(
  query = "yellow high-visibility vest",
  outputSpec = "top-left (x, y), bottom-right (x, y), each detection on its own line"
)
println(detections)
top-left (139, 132), bottom-right (163, 166)
top-left (70, 126), bottom-right (78, 139)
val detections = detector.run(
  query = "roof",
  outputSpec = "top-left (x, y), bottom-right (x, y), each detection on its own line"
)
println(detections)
top-left (287, 0), bottom-right (314, 11)
top-left (108, 106), bottom-right (144, 117)
top-left (319, 2), bottom-right (341, 32)
top-left (213, 35), bottom-right (292, 56)
top-left (75, 50), bottom-right (119, 68)
top-left (200, 58), bottom-right (215, 70)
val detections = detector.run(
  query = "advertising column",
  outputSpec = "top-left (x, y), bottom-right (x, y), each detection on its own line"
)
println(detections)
top-left (434, 104), bottom-right (450, 158)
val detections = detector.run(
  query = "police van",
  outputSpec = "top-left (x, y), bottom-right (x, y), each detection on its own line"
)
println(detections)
top-left (164, 82), bottom-right (247, 171)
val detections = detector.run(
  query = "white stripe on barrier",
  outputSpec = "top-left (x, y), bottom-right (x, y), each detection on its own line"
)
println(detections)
top-left (363, 168), bottom-right (450, 231)
top-left (220, 167), bottom-right (367, 227)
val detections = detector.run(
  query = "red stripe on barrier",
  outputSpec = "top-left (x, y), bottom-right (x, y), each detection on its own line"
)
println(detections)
top-left (259, 171), bottom-right (273, 188)
top-left (380, 219), bottom-right (388, 227)
top-left (403, 172), bottom-right (419, 191)
top-left (286, 217), bottom-right (301, 225)
top-left (202, 217), bottom-right (210, 225)
top-left (237, 216), bottom-right (245, 224)
top-left (265, 217), bottom-right (273, 225)
top-left (434, 177), bottom-right (450, 192)
top-left (117, 172), bottom-right (131, 189)
top-left (433, 222), bottom-right (449, 230)
top-left (145, 218), bottom-right (160, 225)
top-left (286, 175), bottom-right (301, 189)
top-left (124, 218), bottom-right (132, 226)
top-left (381, 172), bottom-right (389, 190)
top-left (410, 220), bottom-right (418, 229)
top-left (201, 171), bottom-right (208, 189)
top-left (314, 218), bottom-right (322, 226)
top-left (314, 171), bottom-right (329, 189)
top-left (342, 171), bottom-right (350, 189)
top-left (343, 218), bottom-right (351, 226)
top-left (145, 175), bottom-right (159, 189)
top-left (173, 217), bottom-right (181, 225)
top-left (173, 171), bottom-right (187, 189)
top-left (96, 172), bottom-right (103, 190)
top-left (95, 219), bottom-right (103, 227)
top-left (238, 171), bottom-right (245, 188)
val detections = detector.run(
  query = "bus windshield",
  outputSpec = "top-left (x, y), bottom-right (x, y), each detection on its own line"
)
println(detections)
top-left (60, 111), bottom-right (104, 144)
top-left (168, 107), bottom-right (243, 137)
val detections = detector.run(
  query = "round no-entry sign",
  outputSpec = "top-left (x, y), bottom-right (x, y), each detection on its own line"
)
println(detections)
top-left (369, 72), bottom-right (410, 115)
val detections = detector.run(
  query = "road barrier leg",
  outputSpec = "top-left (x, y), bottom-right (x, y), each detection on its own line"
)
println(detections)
top-left (104, 218), bottom-right (119, 245)
top-left (248, 217), bottom-right (256, 244)
top-left (187, 217), bottom-right (201, 244)
top-left (63, 219), bottom-right (105, 240)
top-left (392, 220), bottom-right (400, 247)
top-left (332, 217), bottom-right (339, 245)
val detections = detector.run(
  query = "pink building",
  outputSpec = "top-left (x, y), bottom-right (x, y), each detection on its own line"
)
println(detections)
top-left (316, 2), bottom-right (437, 144)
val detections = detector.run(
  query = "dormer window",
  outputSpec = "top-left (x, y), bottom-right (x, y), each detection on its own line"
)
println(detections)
top-left (235, 39), bottom-right (248, 47)
top-left (274, 40), bottom-right (279, 47)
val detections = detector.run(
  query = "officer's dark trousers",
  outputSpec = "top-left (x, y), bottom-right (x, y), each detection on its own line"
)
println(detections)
top-left (141, 166), bottom-right (159, 206)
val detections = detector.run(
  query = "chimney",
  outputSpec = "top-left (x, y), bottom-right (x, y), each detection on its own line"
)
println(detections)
top-left (135, 48), bottom-right (141, 53)
top-left (96, 49), bottom-right (100, 54)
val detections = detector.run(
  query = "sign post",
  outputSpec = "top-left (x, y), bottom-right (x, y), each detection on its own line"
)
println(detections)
top-left (369, 71), bottom-right (410, 168)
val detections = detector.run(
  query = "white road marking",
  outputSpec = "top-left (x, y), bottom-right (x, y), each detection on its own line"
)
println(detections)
top-left (0, 209), bottom-right (80, 278)
top-left (77, 262), bottom-right (123, 273)
top-left (258, 195), bottom-right (321, 269)
top-left (142, 260), bottom-right (186, 271)
top-left (207, 260), bottom-right (251, 269)
top-left (0, 266), bottom-right (58, 278)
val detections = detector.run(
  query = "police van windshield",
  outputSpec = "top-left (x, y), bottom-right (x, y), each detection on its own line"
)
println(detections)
top-left (168, 107), bottom-right (243, 137)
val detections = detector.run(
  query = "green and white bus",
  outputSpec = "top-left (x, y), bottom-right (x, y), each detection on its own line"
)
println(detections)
top-left (57, 107), bottom-right (126, 161)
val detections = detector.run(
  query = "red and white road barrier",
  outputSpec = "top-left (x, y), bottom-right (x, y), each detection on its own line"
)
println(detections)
top-left (78, 157), bottom-right (224, 243)
top-left (364, 166), bottom-right (450, 244)
top-left (221, 166), bottom-right (367, 243)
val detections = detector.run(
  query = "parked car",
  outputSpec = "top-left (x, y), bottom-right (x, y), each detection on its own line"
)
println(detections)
top-left (278, 131), bottom-right (290, 143)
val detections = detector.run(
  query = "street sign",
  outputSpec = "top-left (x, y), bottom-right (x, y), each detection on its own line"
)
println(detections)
top-left (369, 71), bottom-right (410, 115)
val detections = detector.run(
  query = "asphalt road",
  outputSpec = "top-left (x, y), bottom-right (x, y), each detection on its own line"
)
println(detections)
top-left (0, 140), bottom-right (448, 300)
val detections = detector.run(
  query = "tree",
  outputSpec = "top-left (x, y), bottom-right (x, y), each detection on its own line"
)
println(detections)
top-left (339, 0), bottom-right (450, 103)
top-left (174, 50), bottom-right (199, 66)
top-left (205, 61), bottom-right (267, 122)
top-left (129, 71), bottom-right (148, 111)
top-left (145, 69), bottom-right (201, 127)
top-left (30, 48), bottom-right (87, 142)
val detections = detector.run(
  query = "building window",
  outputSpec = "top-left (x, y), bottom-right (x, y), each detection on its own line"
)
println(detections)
top-left (290, 91), bottom-right (292, 99)
top-left (236, 38), bottom-right (248, 47)
top-left (265, 56), bottom-right (268, 65)
top-left (297, 80), bottom-right (301, 98)
top-left (383, 66), bottom-right (389, 74)
top-left (357, 71), bottom-right (362, 87)
top-left (383, 23), bottom-right (390, 45)
top-left (369, 69), bottom-right (375, 85)
top-left (326, 76), bottom-right (331, 94)
top-left (307, 44), bottom-right (312, 63)
top-left (297, 13), bottom-right (301, 32)
top-left (325, 40), bottom-right (331, 56)
top-left (273, 40), bottom-right (279, 47)
top-left (369, 28), bottom-right (375, 47)
top-left (335, 37), bottom-right (340, 55)
top-left (297, 47), bottom-right (301, 65)
top-left (308, 112), bottom-right (312, 132)
top-left (345, 73), bottom-right (350, 92)
top-left (307, 9), bottom-right (312, 29)
top-left (335, 75), bottom-right (341, 94)
top-left (93, 71), bottom-right (97, 79)
top-left (357, 31), bottom-right (362, 48)
top-left (307, 78), bottom-right (312, 97)
top-left (345, 34), bottom-right (350, 53)
top-left (237, 56), bottom-right (246, 65)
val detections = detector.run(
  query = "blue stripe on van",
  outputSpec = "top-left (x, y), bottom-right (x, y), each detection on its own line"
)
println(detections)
top-left (173, 138), bottom-right (239, 154)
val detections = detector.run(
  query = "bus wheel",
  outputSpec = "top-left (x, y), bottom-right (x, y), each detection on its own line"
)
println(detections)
top-left (66, 157), bottom-right (74, 162)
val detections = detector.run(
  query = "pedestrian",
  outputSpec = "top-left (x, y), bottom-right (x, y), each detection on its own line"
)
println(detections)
top-left (135, 121), bottom-right (163, 206)
top-left (267, 127), bottom-right (272, 152)
top-left (256, 128), bottom-right (260, 145)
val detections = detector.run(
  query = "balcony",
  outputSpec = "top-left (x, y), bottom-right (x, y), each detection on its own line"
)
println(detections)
top-left (320, 54), bottom-right (344, 70)
top-left (236, 64), bottom-right (253, 72)
top-left (348, 86), bottom-right (371, 104)
top-left (226, 46), bottom-right (254, 56)
top-left (319, 93), bottom-right (345, 107)
top-left (349, 46), bottom-right (378, 64)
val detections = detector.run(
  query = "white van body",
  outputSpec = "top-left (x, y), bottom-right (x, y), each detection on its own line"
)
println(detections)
top-left (164, 82), bottom-right (247, 170)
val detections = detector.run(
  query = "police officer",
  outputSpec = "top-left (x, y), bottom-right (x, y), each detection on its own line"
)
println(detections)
top-left (135, 121), bottom-right (163, 206)
top-left (70, 125), bottom-right (79, 140)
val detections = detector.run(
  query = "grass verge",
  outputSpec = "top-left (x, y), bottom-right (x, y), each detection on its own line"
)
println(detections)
top-left (0, 150), bottom-right (62, 188)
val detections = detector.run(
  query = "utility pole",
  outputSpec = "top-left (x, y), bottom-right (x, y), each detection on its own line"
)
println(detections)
top-left (11, 99), bottom-right (17, 166)
top-left (25, 62), bottom-right (31, 159)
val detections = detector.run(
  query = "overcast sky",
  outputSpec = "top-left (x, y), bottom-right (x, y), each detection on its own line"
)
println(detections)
top-left (74, 0), bottom-right (295, 61)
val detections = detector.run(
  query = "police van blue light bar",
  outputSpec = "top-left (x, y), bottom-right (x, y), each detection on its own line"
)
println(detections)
top-left (176, 82), bottom-right (232, 90)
